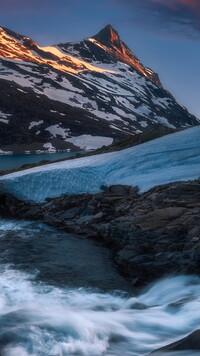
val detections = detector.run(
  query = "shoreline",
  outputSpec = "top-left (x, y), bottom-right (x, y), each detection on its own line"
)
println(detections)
top-left (0, 124), bottom-right (181, 177)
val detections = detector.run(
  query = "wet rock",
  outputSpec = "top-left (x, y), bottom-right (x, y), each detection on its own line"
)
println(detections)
top-left (59, 207), bottom-right (81, 220)
top-left (151, 329), bottom-right (200, 353)
top-left (117, 248), bottom-right (138, 262)
top-left (76, 212), bottom-right (104, 225)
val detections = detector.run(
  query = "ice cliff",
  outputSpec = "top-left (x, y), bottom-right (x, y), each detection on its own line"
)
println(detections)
top-left (0, 126), bottom-right (200, 202)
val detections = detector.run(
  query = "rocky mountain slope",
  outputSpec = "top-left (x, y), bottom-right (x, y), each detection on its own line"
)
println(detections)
top-left (0, 25), bottom-right (198, 153)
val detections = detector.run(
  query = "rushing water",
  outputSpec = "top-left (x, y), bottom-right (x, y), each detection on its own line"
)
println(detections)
top-left (0, 152), bottom-right (84, 171)
top-left (0, 218), bottom-right (200, 356)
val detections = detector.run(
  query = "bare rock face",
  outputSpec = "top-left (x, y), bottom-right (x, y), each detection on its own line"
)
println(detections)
top-left (151, 330), bottom-right (200, 353)
top-left (92, 25), bottom-right (162, 86)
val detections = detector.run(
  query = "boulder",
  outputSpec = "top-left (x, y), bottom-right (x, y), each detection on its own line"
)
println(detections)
top-left (109, 185), bottom-right (136, 196)
top-left (133, 207), bottom-right (186, 231)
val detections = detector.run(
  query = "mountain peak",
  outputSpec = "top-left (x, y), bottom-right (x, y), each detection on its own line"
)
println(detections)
top-left (93, 25), bottom-right (121, 48)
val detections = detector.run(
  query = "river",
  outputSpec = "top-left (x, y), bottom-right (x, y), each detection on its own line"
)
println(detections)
top-left (0, 218), bottom-right (199, 356)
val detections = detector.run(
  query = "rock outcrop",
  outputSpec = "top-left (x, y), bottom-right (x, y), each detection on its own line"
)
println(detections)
top-left (1, 178), bottom-right (200, 286)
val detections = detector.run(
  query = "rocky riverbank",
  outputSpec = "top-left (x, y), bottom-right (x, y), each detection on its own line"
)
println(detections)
top-left (1, 179), bottom-right (200, 287)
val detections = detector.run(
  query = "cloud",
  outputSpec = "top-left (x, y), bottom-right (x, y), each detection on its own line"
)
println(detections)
top-left (115, 0), bottom-right (200, 39)
top-left (1, 0), bottom-right (200, 39)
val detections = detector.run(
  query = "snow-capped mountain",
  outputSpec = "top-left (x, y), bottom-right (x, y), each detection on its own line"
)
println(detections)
top-left (0, 25), bottom-right (198, 153)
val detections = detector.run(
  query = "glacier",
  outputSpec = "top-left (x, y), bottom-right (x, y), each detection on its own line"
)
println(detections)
top-left (0, 126), bottom-right (200, 202)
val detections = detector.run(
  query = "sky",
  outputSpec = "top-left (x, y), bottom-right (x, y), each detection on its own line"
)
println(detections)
top-left (0, 0), bottom-right (199, 118)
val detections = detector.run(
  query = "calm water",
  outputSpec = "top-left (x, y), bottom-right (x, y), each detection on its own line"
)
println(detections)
top-left (0, 218), bottom-right (199, 355)
top-left (0, 152), bottom-right (84, 171)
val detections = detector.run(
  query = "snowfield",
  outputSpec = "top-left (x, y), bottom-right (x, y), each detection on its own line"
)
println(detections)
top-left (0, 126), bottom-right (200, 202)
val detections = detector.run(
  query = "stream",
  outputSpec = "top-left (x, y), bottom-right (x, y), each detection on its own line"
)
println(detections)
top-left (0, 218), bottom-right (200, 356)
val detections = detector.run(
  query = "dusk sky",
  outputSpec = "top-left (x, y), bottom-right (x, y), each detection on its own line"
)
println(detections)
top-left (0, 0), bottom-right (199, 118)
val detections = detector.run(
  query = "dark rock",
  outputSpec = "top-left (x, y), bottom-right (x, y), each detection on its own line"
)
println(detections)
top-left (108, 185), bottom-right (131, 196)
top-left (133, 207), bottom-right (186, 231)
top-left (59, 207), bottom-right (81, 219)
top-left (151, 330), bottom-right (200, 353)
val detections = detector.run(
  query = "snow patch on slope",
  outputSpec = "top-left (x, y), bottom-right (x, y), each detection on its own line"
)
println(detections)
top-left (29, 121), bottom-right (43, 130)
top-left (155, 116), bottom-right (176, 129)
top-left (66, 135), bottom-right (113, 150)
top-left (43, 143), bottom-right (56, 152)
top-left (0, 111), bottom-right (12, 124)
top-left (45, 124), bottom-right (70, 139)
top-left (0, 55), bottom-right (195, 136)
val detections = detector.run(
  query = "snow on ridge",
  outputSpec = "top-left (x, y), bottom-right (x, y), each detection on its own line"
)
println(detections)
top-left (17, 88), bottom-right (27, 93)
top-left (0, 28), bottom-right (115, 76)
top-left (0, 126), bottom-right (200, 202)
top-left (37, 44), bottom-right (116, 74)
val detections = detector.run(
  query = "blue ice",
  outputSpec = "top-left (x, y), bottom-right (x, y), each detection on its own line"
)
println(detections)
top-left (0, 126), bottom-right (200, 202)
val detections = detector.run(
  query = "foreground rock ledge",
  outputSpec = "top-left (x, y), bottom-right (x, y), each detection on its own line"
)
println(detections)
top-left (151, 329), bottom-right (200, 354)
top-left (1, 179), bottom-right (200, 287)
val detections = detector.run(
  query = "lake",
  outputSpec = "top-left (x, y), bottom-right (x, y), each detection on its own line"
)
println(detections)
top-left (0, 151), bottom-right (83, 171)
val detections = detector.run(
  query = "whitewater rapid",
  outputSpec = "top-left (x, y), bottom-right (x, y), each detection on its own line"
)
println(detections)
top-left (0, 219), bottom-right (200, 356)
top-left (0, 265), bottom-right (200, 356)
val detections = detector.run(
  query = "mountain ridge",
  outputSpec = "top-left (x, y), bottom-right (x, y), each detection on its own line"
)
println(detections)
top-left (92, 25), bottom-right (162, 87)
